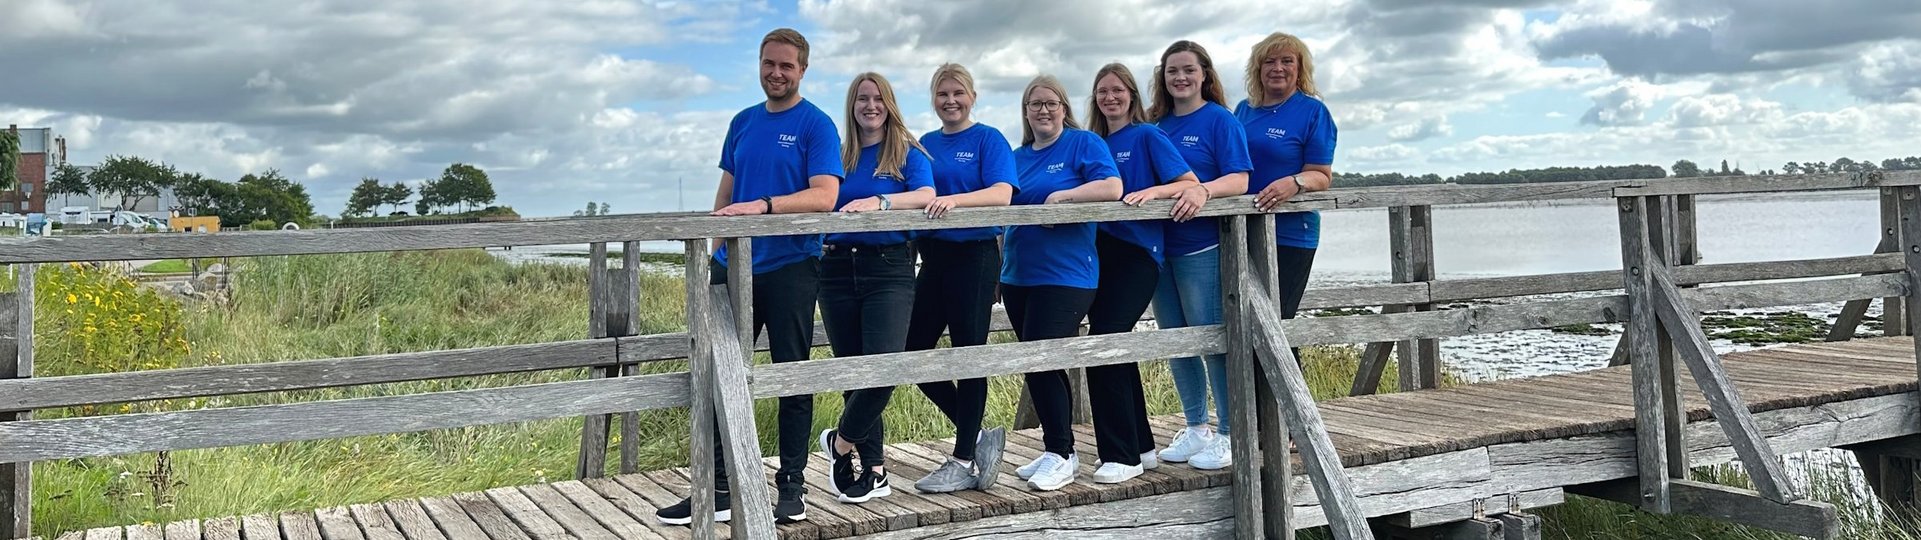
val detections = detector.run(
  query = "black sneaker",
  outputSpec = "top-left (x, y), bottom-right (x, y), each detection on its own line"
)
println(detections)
top-left (773, 484), bottom-right (808, 524)
top-left (838, 468), bottom-right (892, 504)
top-left (656, 490), bottom-right (731, 525)
top-left (819, 429), bottom-right (856, 497)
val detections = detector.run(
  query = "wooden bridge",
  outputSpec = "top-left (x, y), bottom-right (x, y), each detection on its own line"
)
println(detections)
top-left (4, 171), bottom-right (1921, 540)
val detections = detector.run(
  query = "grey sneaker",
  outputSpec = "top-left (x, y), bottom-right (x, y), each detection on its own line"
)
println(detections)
top-left (973, 427), bottom-right (1006, 491)
top-left (915, 459), bottom-right (976, 493)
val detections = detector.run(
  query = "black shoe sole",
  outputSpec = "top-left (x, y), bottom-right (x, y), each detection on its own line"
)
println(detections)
top-left (657, 509), bottom-right (731, 525)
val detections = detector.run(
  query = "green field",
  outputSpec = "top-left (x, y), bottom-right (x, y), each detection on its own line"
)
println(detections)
top-left (19, 251), bottom-right (1914, 538)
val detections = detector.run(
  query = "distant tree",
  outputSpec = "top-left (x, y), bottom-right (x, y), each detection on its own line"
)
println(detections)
top-left (90, 155), bottom-right (178, 210)
top-left (0, 130), bottom-right (17, 191)
top-left (237, 169), bottom-right (314, 226)
top-left (344, 177), bottom-right (384, 217)
top-left (1834, 157), bottom-right (1858, 172)
top-left (381, 182), bottom-right (414, 214)
top-left (1783, 162), bottom-right (1802, 174)
top-left (416, 179), bottom-right (445, 214)
top-left (436, 163), bottom-right (496, 212)
top-left (47, 162), bottom-right (90, 198)
top-left (574, 201), bottom-right (597, 217)
top-left (415, 199), bottom-right (431, 216)
top-left (172, 173), bottom-right (243, 223)
top-left (599, 202), bottom-right (610, 215)
top-left (1671, 159), bottom-right (1702, 178)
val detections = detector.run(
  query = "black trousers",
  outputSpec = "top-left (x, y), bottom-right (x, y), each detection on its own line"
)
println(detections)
top-left (709, 258), bottom-right (820, 489)
top-left (1273, 246), bottom-right (1317, 360)
top-left (906, 238), bottom-right (1000, 461)
top-left (1086, 233), bottom-right (1158, 465)
top-left (1001, 284), bottom-right (1097, 457)
top-left (819, 243), bottom-right (917, 469)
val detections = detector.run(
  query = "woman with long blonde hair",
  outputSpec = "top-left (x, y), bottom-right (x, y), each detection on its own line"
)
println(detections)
top-left (1004, 74), bottom-right (1123, 491)
top-left (1146, 40), bottom-right (1253, 470)
top-left (1238, 32), bottom-right (1337, 373)
top-left (906, 63), bottom-right (1020, 494)
top-left (815, 72), bottom-right (936, 505)
top-left (1082, 62), bottom-right (1198, 483)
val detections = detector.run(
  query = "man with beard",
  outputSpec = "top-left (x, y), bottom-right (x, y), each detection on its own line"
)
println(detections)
top-left (656, 27), bottom-right (843, 526)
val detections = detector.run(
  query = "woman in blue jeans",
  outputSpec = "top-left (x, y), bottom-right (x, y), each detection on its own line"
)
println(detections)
top-left (1147, 40), bottom-right (1253, 471)
top-left (816, 72), bottom-right (937, 505)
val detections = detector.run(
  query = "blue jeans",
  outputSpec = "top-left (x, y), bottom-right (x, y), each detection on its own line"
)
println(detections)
top-left (1152, 248), bottom-right (1232, 435)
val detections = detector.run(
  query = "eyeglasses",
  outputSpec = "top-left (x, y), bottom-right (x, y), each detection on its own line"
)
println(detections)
top-left (1024, 100), bottom-right (1064, 112)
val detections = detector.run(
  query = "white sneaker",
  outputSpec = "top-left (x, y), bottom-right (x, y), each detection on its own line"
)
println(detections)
top-left (1016, 453), bottom-right (1046, 480)
top-left (1190, 435), bottom-right (1233, 470)
top-left (1158, 427), bottom-right (1215, 463)
top-left (1139, 450), bottom-right (1160, 470)
top-left (1025, 452), bottom-right (1079, 491)
top-left (1091, 462), bottom-right (1144, 484)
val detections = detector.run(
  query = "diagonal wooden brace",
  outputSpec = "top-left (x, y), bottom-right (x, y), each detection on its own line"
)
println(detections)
top-left (700, 284), bottom-right (778, 538)
top-left (1239, 268), bottom-right (1374, 540)
top-left (1646, 264), bottom-right (1801, 503)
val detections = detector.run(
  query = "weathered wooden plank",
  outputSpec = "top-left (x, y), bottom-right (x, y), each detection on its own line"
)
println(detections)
top-left (1218, 215), bottom-right (1265, 540)
top-left (1240, 272), bottom-right (1372, 540)
top-left (451, 492), bottom-right (536, 540)
top-left (81, 527), bottom-right (120, 540)
top-left (238, 514), bottom-right (278, 540)
top-left (0, 366), bottom-right (690, 463)
top-left (201, 518), bottom-right (241, 540)
top-left (1575, 478), bottom-right (1836, 539)
top-left (1648, 265), bottom-right (1799, 503)
top-left (346, 504), bottom-right (405, 540)
top-left (161, 519), bottom-right (200, 540)
top-left (620, 241), bottom-right (645, 476)
top-left (1390, 205), bottom-right (1440, 391)
top-left (1422, 253), bottom-right (1903, 308)
top-left (1497, 512), bottom-right (1542, 540)
top-left (988, 431), bottom-right (1105, 507)
top-left (1351, 339), bottom-right (1396, 396)
top-left (580, 244), bottom-right (617, 480)
top-left (2, 267), bottom-right (31, 540)
top-left (1901, 186), bottom-right (1921, 371)
top-left (0, 339), bottom-right (621, 411)
top-left (380, 501), bottom-right (450, 540)
top-left (124, 524), bottom-right (164, 540)
top-left (884, 440), bottom-right (1013, 518)
top-left (682, 241), bottom-right (720, 540)
top-left (0, 195), bottom-right (1322, 264)
top-left (1619, 194), bottom-right (1669, 514)
top-left (53, 532), bottom-right (85, 540)
top-left (1614, 170), bottom-right (1921, 197)
top-left (698, 286), bottom-right (776, 539)
top-left (518, 484), bottom-right (620, 540)
top-left (549, 480), bottom-right (665, 540)
top-left (749, 326), bottom-right (1222, 399)
top-left (844, 486), bottom-right (1237, 539)
top-left (579, 478), bottom-right (687, 540)
top-left (486, 487), bottom-right (573, 540)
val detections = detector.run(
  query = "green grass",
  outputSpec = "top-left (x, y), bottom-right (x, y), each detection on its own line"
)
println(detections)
top-left (136, 260), bottom-right (193, 274)
top-left (22, 251), bottom-right (1917, 538)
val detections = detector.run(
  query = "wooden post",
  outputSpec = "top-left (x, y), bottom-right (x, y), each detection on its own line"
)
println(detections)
top-left (726, 239), bottom-right (753, 357)
top-left (1617, 196), bottom-right (1673, 512)
top-left (618, 241), bottom-right (642, 474)
top-left (702, 285), bottom-right (778, 538)
top-left (684, 240), bottom-right (720, 540)
top-left (1886, 189), bottom-right (1908, 337)
top-left (2, 264), bottom-right (34, 540)
top-left (1647, 197), bottom-right (1687, 480)
top-left (1391, 206), bottom-right (1439, 391)
top-left (1219, 215), bottom-right (1265, 539)
top-left (576, 242), bottom-right (615, 479)
top-left (1247, 213), bottom-right (1294, 540)
top-left (1898, 186), bottom-right (1921, 379)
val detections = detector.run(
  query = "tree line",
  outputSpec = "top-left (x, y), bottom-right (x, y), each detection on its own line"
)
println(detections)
top-left (1338, 155), bottom-right (1921, 188)
top-left (342, 163), bottom-right (498, 218)
top-left (50, 156), bottom-right (315, 228)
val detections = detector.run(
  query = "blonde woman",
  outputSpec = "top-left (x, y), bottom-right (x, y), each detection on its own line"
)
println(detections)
top-left (1084, 62), bottom-right (1197, 483)
top-left (907, 63), bottom-right (1018, 494)
top-left (1238, 32), bottom-right (1337, 365)
top-left (816, 72), bottom-right (936, 505)
top-left (1004, 74), bottom-right (1123, 491)
top-left (1147, 40), bottom-right (1254, 470)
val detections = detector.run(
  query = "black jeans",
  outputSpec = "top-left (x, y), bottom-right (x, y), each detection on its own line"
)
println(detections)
top-left (819, 243), bottom-right (917, 469)
top-left (709, 257), bottom-right (820, 489)
top-left (906, 238), bottom-right (1000, 461)
top-left (1274, 246), bottom-right (1317, 360)
top-left (1086, 233), bottom-right (1158, 465)
top-left (1001, 284), bottom-right (1097, 457)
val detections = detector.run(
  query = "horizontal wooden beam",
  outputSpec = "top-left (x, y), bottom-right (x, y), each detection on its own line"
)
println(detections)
top-left (1410, 253), bottom-right (1901, 309)
top-left (1569, 478), bottom-right (1836, 539)
top-left (0, 369), bottom-right (691, 464)
top-left (1613, 170), bottom-right (1921, 198)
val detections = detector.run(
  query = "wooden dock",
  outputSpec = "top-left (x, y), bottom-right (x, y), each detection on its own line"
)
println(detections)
top-left (27, 337), bottom-right (1918, 540)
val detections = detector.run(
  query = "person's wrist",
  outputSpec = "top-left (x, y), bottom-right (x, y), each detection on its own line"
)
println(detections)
top-left (759, 196), bottom-right (775, 214)
top-left (1290, 174), bottom-right (1308, 193)
top-left (875, 193), bottom-right (892, 210)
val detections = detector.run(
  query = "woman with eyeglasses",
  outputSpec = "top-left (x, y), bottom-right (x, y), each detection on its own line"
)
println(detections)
top-left (815, 72), bottom-right (937, 505)
top-left (906, 63), bottom-right (1020, 494)
top-left (1240, 32), bottom-right (1337, 364)
top-left (1082, 62), bottom-right (1197, 484)
top-left (1146, 40), bottom-right (1254, 470)
top-left (1004, 74), bottom-right (1123, 492)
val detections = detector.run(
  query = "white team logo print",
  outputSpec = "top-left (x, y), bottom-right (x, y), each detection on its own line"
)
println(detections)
top-left (1046, 162), bottom-right (1066, 174)
top-left (955, 151), bottom-right (976, 164)
top-left (1181, 135), bottom-right (1200, 147)
top-left (778, 134), bottom-right (799, 148)
top-left (1266, 128), bottom-right (1287, 139)
top-left (1115, 151), bottom-right (1132, 164)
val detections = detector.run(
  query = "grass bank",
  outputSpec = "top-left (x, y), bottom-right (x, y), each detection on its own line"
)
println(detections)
top-left (19, 251), bottom-right (1912, 538)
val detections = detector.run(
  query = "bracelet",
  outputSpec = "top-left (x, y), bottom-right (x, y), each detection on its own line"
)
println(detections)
top-left (1290, 175), bottom-right (1309, 192)
top-left (875, 193), bottom-right (892, 210)
top-left (759, 196), bottom-right (775, 214)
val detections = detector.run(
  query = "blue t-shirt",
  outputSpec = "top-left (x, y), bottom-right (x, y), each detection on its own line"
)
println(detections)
top-left (1099, 123), bottom-right (1192, 263)
top-left (1236, 93), bottom-right (1336, 249)
top-left (918, 124), bottom-right (1020, 242)
top-left (828, 143), bottom-right (935, 246)
top-left (1002, 129), bottom-right (1119, 289)
top-left (713, 99), bottom-right (845, 273)
top-left (1156, 103), bottom-right (1254, 255)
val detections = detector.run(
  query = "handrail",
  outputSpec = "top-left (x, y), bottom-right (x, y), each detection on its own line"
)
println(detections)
top-left (0, 172), bottom-right (1913, 264)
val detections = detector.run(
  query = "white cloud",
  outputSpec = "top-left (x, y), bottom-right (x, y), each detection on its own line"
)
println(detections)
top-left (1387, 116), bottom-right (1453, 142)
top-left (1666, 94), bottom-right (1782, 127)
top-left (1349, 144), bottom-right (1420, 165)
top-left (1580, 79), bottom-right (1663, 126)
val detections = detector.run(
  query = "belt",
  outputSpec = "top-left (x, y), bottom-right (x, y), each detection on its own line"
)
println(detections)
top-left (823, 242), bottom-right (910, 255)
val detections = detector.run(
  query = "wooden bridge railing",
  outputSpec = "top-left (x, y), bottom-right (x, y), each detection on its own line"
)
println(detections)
top-left (1, 171), bottom-right (1919, 539)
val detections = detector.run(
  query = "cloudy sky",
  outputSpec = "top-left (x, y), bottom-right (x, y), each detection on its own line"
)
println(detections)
top-left (3, 0), bottom-right (1918, 218)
